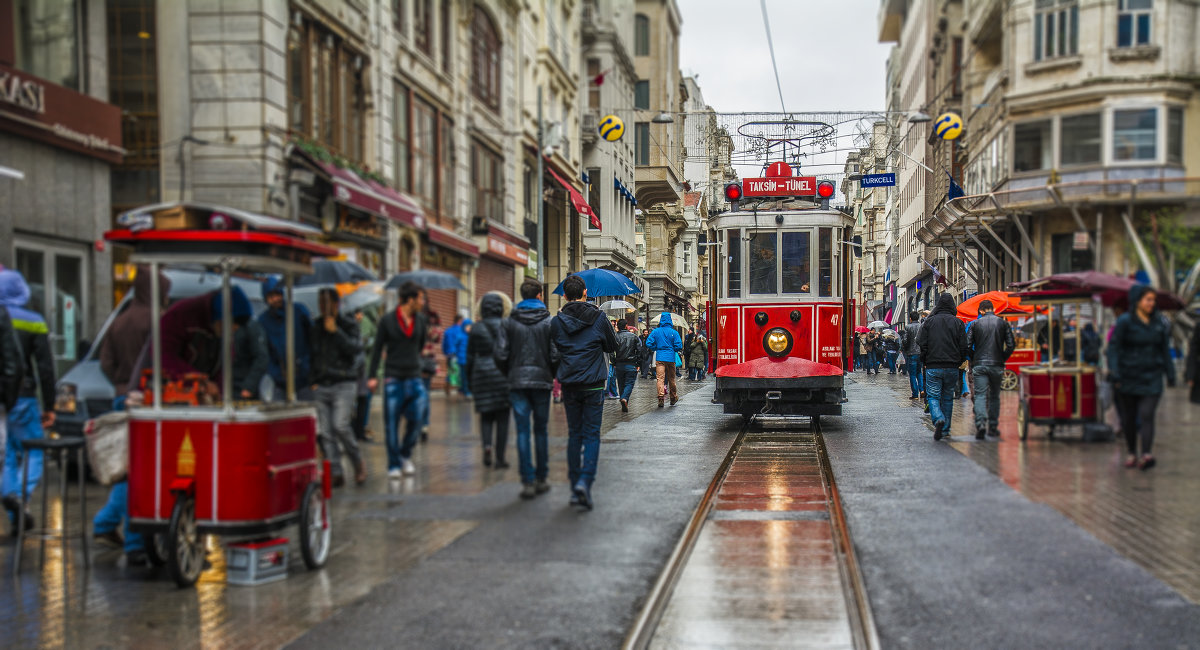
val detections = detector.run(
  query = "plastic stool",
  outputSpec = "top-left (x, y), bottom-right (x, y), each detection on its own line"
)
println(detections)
top-left (12, 436), bottom-right (90, 576)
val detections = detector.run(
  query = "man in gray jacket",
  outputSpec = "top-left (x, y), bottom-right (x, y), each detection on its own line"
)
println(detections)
top-left (901, 311), bottom-right (924, 400)
top-left (966, 300), bottom-right (1015, 439)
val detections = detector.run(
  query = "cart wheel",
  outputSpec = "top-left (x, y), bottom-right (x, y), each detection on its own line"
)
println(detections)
top-left (1017, 401), bottom-right (1030, 441)
top-left (144, 532), bottom-right (168, 567)
top-left (1001, 369), bottom-right (1018, 391)
top-left (166, 495), bottom-right (205, 588)
top-left (299, 482), bottom-right (331, 570)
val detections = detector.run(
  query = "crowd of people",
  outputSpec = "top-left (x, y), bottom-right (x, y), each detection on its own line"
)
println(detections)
top-left (862, 285), bottom-right (1197, 470)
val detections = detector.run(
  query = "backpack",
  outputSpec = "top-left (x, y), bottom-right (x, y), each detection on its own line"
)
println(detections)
top-left (0, 306), bottom-right (26, 410)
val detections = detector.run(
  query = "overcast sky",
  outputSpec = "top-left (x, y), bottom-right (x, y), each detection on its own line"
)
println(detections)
top-left (678, 0), bottom-right (893, 181)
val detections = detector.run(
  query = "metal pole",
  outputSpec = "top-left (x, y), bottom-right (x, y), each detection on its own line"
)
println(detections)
top-left (221, 264), bottom-right (234, 412)
top-left (285, 272), bottom-right (296, 402)
top-left (150, 262), bottom-right (162, 411)
top-left (536, 87), bottom-right (545, 284)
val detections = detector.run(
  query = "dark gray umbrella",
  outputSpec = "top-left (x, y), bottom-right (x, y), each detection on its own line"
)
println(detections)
top-left (295, 260), bottom-right (377, 286)
top-left (385, 270), bottom-right (466, 291)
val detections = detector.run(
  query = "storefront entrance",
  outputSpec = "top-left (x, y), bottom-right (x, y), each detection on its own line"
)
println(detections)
top-left (14, 238), bottom-right (89, 377)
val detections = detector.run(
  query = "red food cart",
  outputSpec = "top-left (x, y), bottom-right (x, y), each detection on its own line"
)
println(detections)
top-left (106, 202), bottom-right (336, 587)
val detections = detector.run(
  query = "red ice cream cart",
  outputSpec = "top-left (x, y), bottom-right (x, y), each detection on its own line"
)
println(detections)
top-left (106, 202), bottom-right (336, 587)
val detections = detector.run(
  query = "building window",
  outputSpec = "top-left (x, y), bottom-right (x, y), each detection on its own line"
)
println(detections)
top-left (1013, 120), bottom-right (1051, 172)
top-left (1113, 108), bottom-right (1156, 161)
top-left (441, 0), bottom-right (451, 73)
top-left (587, 167), bottom-right (601, 230)
top-left (683, 242), bottom-right (691, 274)
top-left (1167, 107), bottom-right (1183, 165)
top-left (1033, 0), bottom-right (1078, 61)
top-left (635, 14), bottom-right (649, 56)
top-left (13, 0), bottom-right (82, 90)
top-left (470, 140), bottom-right (503, 221)
top-left (109, 0), bottom-right (160, 207)
top-left (393, 0), bottom-right (404, 33)
top-left (1059, 113), bottom-right (1101, 166)
top-left (1117, 0), bottom-right (1152, 48)
top-left (471, 6), bottom-right (501, 111)
top-left (414, 0), bottom-right (433, 55)
top-left (634, 80), bottom-right (650, 110)
top-left (1052, 232), bottom-right (1094, 273)
top-left (586, 59), bottom-right (601, 109)
top-left (635, 122), bottom-right (650, 165)
top-left (413, 97), bottom-right (438, 210)
top-left (287, 16), bottom-right (368, 162)
top-left (523, 164), bottom-right (534, 220)
top-left (441, 117), bottom-right (455, 219)
top-left (394, 83), bottom-right (410, 192)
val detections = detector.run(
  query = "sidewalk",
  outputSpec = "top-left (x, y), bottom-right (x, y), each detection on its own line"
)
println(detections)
top-left (0, 374), bottom-right (724, 649)
top-left (830, 372), bottom-right (1200, 647)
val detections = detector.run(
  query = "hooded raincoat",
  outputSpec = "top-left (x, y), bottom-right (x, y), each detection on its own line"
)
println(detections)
top-left (645, 313), bottom-right (684, 363)
top-left (257, 276), bottom-right (313, 387)
top-left (0, 270), bottom-right (54, 412)
top-left (550, 301), bottom-right (618, 389)
top-left (466, 293), bottom-right (511, 413)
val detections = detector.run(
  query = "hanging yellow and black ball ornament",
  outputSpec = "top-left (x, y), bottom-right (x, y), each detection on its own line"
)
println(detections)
top-left (935, 112), bottom-right (963, 140)
top-left (598, 114), bottom-right (625, 142)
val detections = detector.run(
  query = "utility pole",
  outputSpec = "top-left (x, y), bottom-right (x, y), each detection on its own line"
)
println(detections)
top-left (536, 87), bottom-right (545, 283)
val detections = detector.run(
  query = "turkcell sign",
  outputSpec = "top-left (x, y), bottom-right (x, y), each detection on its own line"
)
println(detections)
top-left (742, 176), bottom-right (817, 197)
top-left (860, 173), bottom-right (896, 187)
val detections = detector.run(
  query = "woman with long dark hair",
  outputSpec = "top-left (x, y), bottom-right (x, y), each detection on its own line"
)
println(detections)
top-left (1108, 285), bottom-right (1176, 470)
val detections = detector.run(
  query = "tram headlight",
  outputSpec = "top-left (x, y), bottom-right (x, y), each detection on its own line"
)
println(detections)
top-left (763, 328), bottom-right (793, 358)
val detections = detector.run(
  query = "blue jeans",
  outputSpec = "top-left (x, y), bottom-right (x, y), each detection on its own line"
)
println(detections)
top-left (562, 389), bottom-right (604, 489)
top-left (924, 367), bottom-right (958, 430)
top-left (972, 365), bottom-right (1004, 433)
top-left (3, 397), bottom-right (44, 502)
top-left (511, 389), bottom-right (551, 484)
top-left (906, 354), bottom-right (924, 398)
top-left (93, 481), bottom-right (143, 552)
top-left (886, 350), bottom-right (898, 373)
top-left (384, 377), bottom-right (427, 469)
top-left (606, 365), bottom-right (618, 396)
top-left (616, 364), bottom-right (639, 402)
top-left (420, 375), bottom-right (433, 429)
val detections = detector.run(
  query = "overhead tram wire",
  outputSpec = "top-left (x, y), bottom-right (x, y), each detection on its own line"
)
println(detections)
top-left (760, 0), bottom-right (787, 116)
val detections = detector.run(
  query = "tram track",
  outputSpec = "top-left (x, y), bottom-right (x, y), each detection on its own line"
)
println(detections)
top-left (623, 419), bottom-right (878, 650)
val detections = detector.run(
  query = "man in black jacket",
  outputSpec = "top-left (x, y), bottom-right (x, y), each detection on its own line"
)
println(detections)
top-left (496, 278), bottom-right (560, 499)
top-left (901, 311), bottom-right (924, 399)
top-left (613, 323), bottom-right (644, 412)
top-left (550, 275), bottom-right (618, 510)
top-left (311, 288), bottom-right (365, 486)
top-left (369, 281), bottom-right (428, 478)
top-left (967, 300), bottom-right (1015, 439)
top-left (916, 293), bottom-right (968, 441)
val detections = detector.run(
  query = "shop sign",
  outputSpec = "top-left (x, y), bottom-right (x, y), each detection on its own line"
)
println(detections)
top-left (487, 236), bottom-right (529, 266)
top-left (0, 64), bottom-right (123, 164)
top-left (525, 250), bottom-right (539, 278)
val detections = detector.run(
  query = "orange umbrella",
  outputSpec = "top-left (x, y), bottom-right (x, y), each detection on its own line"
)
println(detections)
top-left (957, 291), bottom-right (1035, 322)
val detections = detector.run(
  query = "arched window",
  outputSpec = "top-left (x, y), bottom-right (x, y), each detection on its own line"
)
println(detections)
top-left (635, 14), bottom-right (649, 56)
top-left (471, 6), bottom-right (501, 111)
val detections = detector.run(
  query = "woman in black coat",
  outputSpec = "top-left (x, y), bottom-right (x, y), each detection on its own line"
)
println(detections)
top-left (1108, 285), bottom-right (1176, 470)
top-left (467, 292), bottom-right (512, 467)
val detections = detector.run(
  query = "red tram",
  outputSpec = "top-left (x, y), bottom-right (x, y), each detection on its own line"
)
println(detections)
top-left (707, 177), bottom-right (853, 426)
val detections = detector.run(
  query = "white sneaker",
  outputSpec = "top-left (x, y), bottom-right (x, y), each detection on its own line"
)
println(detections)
top-left (402, 458), bottom-right (416, 476)
top-left (387, 468), bottom-right (402, 479)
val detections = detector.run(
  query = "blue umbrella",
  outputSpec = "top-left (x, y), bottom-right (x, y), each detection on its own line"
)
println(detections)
top-left (552, 269), bottom-right (641, 297)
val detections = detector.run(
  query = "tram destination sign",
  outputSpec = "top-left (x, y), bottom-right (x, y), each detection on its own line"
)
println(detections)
top-left (860, 173), bottom-right (896, 187)
top-left (742, 176), bottom-right (818, 197)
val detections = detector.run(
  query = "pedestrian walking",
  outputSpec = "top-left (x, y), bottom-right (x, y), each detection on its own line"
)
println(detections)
top-left (646, 313), bottom-right (684, 407)
top-left (418, 308), bottom-right (443, 439)
top-left (92, 267), bottom-right (170, 562)
top-left (258, 276), bottom-right (314, 401)
top-left (467, 292), bottom-right (512, 469)
top-left (496, 278), bottom-right (559, 499)
top-left (1108, 285), bottom-right (1176, 470)
top-left (311, 288), bottom-right (366, 487)
top-left (612, 323), bottom-right (643, 412)
top-left (688, 335), bottom-right (708, 381)
top-left (683, 328), bottom-right (696, 377)
top-left (455, 318), bottom-right (473, 398)
top-left (1186, 320), bottom-right (1200, 405)
top-left (442, 315), bottom-right (466, 396)
top-left (368, 281), bottom-right (428, 478)
top-left (0, 301), bottom-right (20, 514)
top-left (884, 333), bottom-right (900, 374)
top-left (966, 300), bottom-right (1015, 440)
top-left (353, 305), bottom-right (379, 442)
top-left (0, 271), bottom-right (56, 535)
top-left (902, 311), bottom-right (924, 399)
top-left (916, 293), bottom-right (968, 440)
top-left (549, 275), bottom-right (618, 510)
top-left (640, 328), bottom-right (655, 379)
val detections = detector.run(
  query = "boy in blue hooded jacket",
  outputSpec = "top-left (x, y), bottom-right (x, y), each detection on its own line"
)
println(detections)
top-left (645, 313), bottom-right (684, 407)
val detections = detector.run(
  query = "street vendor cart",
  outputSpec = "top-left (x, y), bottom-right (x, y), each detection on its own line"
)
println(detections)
top-left (106, 202), bottom-right (337, 587)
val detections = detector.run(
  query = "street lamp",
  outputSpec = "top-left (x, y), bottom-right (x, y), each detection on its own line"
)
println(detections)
top-left (907, 111), bottom-right (932, 124)
top-left (651, 112), bottom-right (674, 124)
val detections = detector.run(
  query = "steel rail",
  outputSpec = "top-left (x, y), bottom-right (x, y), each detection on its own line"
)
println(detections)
top-left (621, 424), bottom-right (749, 650)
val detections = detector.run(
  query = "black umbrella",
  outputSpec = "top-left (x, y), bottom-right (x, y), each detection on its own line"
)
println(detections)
top-left (295, 260), bottom-right (378, 286)
top-left (385, 269), bottom-right (467, 291)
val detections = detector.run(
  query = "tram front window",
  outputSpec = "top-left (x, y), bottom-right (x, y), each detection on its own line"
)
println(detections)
top-left (781, 231), bottom-right (811, 293)
top-left (749, 233), bottom-right (777, 295)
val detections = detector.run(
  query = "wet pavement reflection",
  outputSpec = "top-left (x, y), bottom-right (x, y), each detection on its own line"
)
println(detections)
top-left (858, 369), bottom-right (1200, 604)
top-left (1, 376), bottom-right (709, 648)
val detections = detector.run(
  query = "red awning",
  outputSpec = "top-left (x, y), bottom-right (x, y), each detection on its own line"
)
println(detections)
top-left (317, 162), bottom-right (425, 230)
top-left (427, 224), bottom-right (479, 258)
top-left (547, 165), bottom-right (600, 230)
